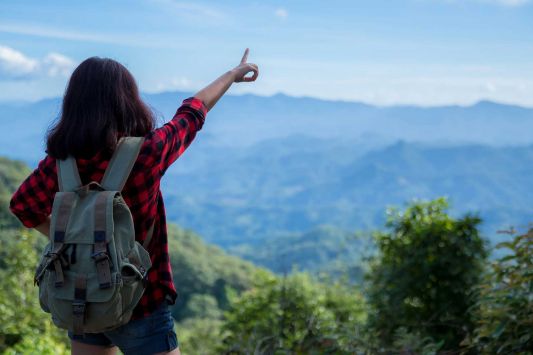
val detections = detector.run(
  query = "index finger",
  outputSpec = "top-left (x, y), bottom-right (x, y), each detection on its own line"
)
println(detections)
top-left (240, 48), bottom-right (249, 64)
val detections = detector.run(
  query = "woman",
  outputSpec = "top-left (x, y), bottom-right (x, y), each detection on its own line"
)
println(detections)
top-left (9, 49), bottom-right (259, 355)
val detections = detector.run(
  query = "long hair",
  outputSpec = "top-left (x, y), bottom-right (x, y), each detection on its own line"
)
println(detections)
top-left (46, 57), bottom-right (155, 159)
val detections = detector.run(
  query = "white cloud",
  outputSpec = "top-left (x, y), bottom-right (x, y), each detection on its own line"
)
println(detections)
top-left (0, 23), bottom-right (196, 49)
top-left (0, 46), bottom-right (39, 79)
top-left (43, 53), bottom-right (75, 77)
top-left (275, 8), bottom-right (289, 19)
top-left (0, 23), bottom-right (113, 44)
top-left (0, 45), bottom-right (75, 80)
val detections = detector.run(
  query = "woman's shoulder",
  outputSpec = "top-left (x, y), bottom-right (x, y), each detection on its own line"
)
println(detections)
top-left (36, 154), bottom-right (57, 173)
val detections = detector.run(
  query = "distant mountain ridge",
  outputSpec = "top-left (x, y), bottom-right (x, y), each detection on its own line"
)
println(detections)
top-left (1, 91), bottom-right (533, 164)
top-left (1, 91), bottom-right (531, 250)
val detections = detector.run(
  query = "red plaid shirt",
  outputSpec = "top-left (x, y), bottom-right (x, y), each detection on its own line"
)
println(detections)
top-left (9, 97), bottom-right (207, 320)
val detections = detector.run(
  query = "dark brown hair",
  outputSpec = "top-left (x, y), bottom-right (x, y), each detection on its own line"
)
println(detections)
top-left (46, 57), bottom-right (155, 159)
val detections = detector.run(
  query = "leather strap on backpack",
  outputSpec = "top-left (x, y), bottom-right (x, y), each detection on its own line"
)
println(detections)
top-left (101, 137), bottom-right (145, 192)
top-left (72, 274), bottom-right (87, 336)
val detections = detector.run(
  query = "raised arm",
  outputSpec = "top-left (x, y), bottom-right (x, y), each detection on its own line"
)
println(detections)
top-left (152, 48), bottom-right (259, 175)
top-left (193, 48), bottom-right (259, 112)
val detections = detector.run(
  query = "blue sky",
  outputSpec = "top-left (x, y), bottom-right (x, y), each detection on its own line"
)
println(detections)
top-left (0, 0), bottom-right (532, 106)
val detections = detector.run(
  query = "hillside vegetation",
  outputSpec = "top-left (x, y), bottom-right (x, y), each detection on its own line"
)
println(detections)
top-left (1, 156), bottom-right (531, 354)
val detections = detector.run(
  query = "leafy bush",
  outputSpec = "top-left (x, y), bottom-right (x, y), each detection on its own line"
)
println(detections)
top-left (0, 230), bottom-right (69, 354)
top-left (0, 157), bottom-right (30, 229)
top-left (365, 198), bottom-right (488, 351)
top-left (470, 228), bottom-right (533, 354)
top-left (220, 272), bottom-right (366, 354)
top-left (176, 317), bottom-right (224, 355)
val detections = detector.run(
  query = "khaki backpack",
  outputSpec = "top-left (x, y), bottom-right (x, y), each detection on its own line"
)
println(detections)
top-left (34, 137), bottom-right (153, 335)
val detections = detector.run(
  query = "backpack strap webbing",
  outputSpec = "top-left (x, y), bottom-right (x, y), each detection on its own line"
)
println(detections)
top-left (101, 137), bottom-right (145, 192)
top-left (93, 191), bottom-right (115, 289)
top-left (57, 157), bottom-right (82, 192)
top-left (143, 222), bottom-right (155, 250)
top-left (72, 274), bottom-right (87, 336)
top-left (50, 192), bottom-right (77, 287)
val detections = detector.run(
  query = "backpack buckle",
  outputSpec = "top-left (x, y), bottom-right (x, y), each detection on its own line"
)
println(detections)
top-left (91, 251), bottom-right (109, 262)
top-left (72, 301), bottom-right (86, 316)
top-left (72, 301), bottom-right (86, 335)
top-left (46, 251), bottom-right (59, 261)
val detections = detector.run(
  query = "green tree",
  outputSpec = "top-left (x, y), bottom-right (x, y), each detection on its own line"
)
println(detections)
top-left (220, 272), bottom-right (366, 355)
top-left (470, 228), bottom-right (533, 354)
top-left (365, 198), bottom-right (488, 351)
top-left (0, 157), bottom-right (30, 229)
top-left (176, 318), bottom-right (224, 355)
top-left (0, 230), bottom-right (69, 354)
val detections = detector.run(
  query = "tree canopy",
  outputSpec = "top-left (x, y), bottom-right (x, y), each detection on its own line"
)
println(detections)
top-left (365, 198), bottom-right (488, 351)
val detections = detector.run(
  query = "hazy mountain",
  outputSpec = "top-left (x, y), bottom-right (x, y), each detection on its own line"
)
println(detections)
top-left (2, 91), bottom-right (533, 164)
top-left (1, 92), bottom-right (531, 250)
top-left (162, 137), bottom-right (533, 247)
top-left (229, 225), bottom-right (375, 283)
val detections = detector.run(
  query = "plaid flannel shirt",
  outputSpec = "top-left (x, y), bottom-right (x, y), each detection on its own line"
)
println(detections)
top-left (9, 97), bottom-right (207, 320)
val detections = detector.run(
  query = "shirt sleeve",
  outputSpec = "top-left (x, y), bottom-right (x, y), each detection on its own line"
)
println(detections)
top-left (9, 155), bottom-right (58, 228)
top-left (152, 96), bottom-right (208, 176)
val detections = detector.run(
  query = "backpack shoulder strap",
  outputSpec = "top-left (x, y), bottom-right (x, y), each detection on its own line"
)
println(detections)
top-left (101, 137), bottom-right (145, 191)
top-left (57, 157), bottom-right (82, 192)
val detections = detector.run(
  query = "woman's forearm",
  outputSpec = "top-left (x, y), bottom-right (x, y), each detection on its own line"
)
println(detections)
top-left (193, 70), bottom-right (236, 112)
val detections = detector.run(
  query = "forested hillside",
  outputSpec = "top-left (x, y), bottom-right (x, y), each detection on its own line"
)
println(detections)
top-left (1, 156), bottom-right (531, 353)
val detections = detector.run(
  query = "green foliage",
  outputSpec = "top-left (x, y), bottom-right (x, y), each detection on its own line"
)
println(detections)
top-left (0, 157), bottom-right (69, 353)
top-left (390, 327), bottom-right (445, 355)
top-left (167, 224), bottom-right (270, 321)
top-left (0, 229), bottom-right (69, 354)
top-left (0, 157), bottom-right (29, 228)
top-left (2, 155), bottom-right (530, 354)
top-left (220, 272), bottom-right (366, 354)
top-left (365, 198), bottom-right (488, 351)
top-left (180, 294), bottom-right (221, 320)
top-left (470, 228), bottom-right (533, 354)
top-left (176, 318), bottom-right (224, 355)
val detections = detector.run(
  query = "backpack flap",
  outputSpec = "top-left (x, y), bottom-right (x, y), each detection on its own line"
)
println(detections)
top-left (47, 270), bottom-right (117, 304)
top-left (46, 270), bottom-right (118, 303)
top-left (42, 269), bottom-right (123, 334)
top-left (49, 191), bottom-right (118, 243)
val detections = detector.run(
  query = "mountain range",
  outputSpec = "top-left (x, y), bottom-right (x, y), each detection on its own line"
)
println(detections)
top-left (1, 91), bottom-right (531, 252)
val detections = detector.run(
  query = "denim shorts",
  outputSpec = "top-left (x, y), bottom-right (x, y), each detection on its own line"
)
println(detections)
top-left (68, 301), bottom-right (178, 355)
